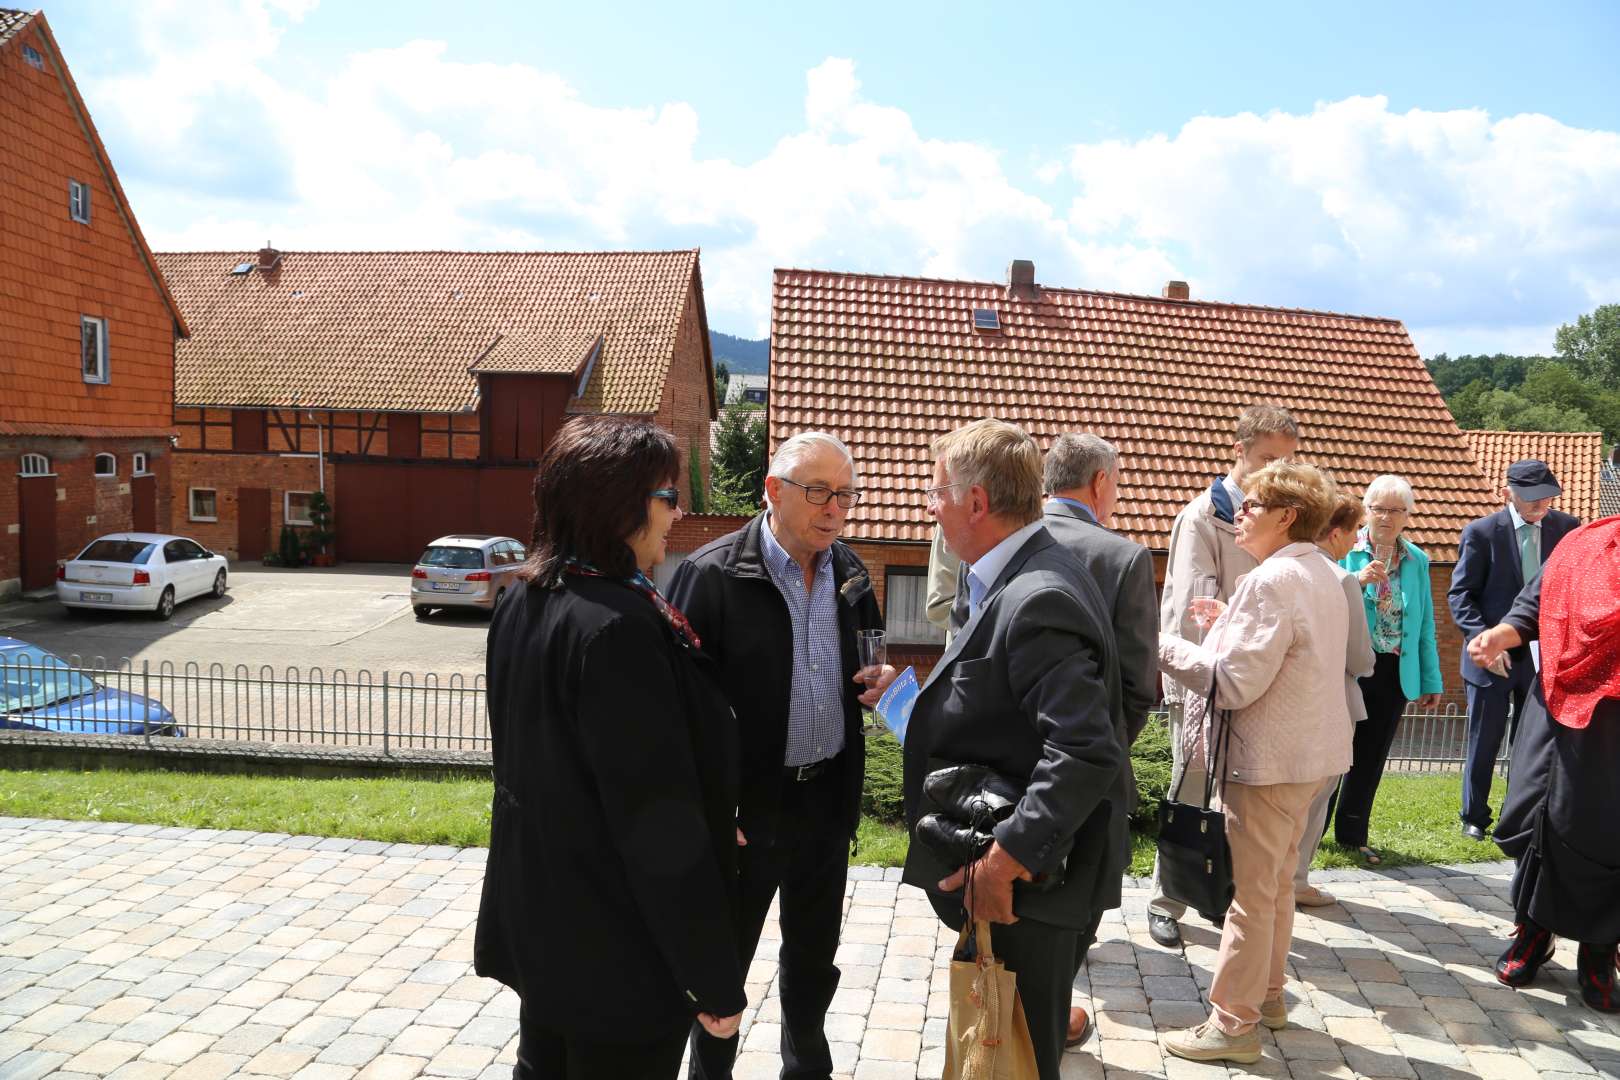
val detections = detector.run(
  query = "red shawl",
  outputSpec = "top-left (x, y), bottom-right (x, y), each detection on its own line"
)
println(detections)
top-left (1541, 515), bottom-right (1620, 728)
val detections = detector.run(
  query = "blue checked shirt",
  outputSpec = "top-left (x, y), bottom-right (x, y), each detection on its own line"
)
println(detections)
top-left (760, 517), bottom-right (846, 766)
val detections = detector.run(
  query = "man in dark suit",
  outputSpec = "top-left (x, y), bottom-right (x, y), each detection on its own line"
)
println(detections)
top-left (1041, 432), bottom-right (1158, 741)
top-left (903, 419), bottom-right (1130, 1080)
top-left (670, 430), bottom-right (892, 1080)
top-left (1448, 459), bottom-right (1581, 840)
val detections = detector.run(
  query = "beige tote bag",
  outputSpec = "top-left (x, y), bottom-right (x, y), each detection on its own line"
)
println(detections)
top-left (943, 920), bottom-right (1039, 1080)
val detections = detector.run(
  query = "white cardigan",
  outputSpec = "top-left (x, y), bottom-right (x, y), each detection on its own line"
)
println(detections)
top-left (1159, 541), bottom-right (1353, 787)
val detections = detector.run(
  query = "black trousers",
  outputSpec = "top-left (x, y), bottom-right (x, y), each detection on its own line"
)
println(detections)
top-left (515, 1006), bottom-right (687, 1080)
top-left (1461, 671), bottom-right (1531, 829)
top-left (689, 763), bottom-right (848, 1080)
top-left (986, 919), bottom-right (1084, 1080)
top-left (1328, 652), bottom-right (1407, 847)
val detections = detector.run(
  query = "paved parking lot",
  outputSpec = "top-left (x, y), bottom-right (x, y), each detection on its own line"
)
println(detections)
top-left (0, 566), bottom-right (490, 679)
top-left (4, 817), bottom-right (1620, 1080)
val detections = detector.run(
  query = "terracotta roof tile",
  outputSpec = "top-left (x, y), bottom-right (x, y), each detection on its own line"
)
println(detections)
top-left (770, 268), bottom-right (1500, 555)
top-left (0, 8), bottom-right (33, 46)
top-left (1601, 465), bottom-right (1620, 518)
top-left (1461, 429), bottom-right (1605, 522)
top-left (155, 250), bottom-right (699, 414)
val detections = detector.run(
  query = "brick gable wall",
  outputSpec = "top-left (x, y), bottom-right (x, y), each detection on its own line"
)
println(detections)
top-left (653, 280), bottom-right (715, 506)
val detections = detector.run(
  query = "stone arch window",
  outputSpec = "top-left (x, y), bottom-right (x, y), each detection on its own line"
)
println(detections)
top-left (20, 453), bottom-right (50, 476)
top-left (94, 453), bottom-right (117, 477)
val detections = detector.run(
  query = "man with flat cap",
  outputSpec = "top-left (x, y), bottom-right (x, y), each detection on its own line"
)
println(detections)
top-left (1449, 459), bottom-right (1581, 840)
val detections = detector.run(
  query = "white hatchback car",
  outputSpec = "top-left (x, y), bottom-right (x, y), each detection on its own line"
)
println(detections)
top-left (57, 533), bottom-right (228, 620)
top-left (410, 534), bottom-right (526, 618)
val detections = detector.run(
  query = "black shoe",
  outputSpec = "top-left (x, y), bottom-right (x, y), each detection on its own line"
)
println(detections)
top-left (1577, 943), bottom-right (1619, 1013)
top-left (1462, 823), bottom-right (1488, 842)
top-left (1209, 912), bottom-right (1226, 930)
top-left (1496, 922), bottom-right (1555, 987)
top-left (1148, 912), bottom-right (1182, 948)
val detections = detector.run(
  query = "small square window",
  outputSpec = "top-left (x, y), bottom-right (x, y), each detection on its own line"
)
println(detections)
top-left (884, 567), bottom-right (947, 645)
top-left (189, 488), bottom-right (218, 522)
top-left (69, 179), bottom-right (91, 224)
top-left (132, 452), bottom-right (149, 475)
top-left (81, 316), bottom-right (108, 383)
top-left (93, 453), bottom-right (116, 477)
top-left (20, 453), bottom-right (52, 477)
top-left (21, 45), bottom-right (45, 70)
top-left (971, 308), bottom-right (1000, 331)
top-left (285, 490), bottom-right (315, 526)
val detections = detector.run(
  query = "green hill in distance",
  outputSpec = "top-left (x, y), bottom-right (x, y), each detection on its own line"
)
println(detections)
top-left (711, 330), bottom-right (768, 375)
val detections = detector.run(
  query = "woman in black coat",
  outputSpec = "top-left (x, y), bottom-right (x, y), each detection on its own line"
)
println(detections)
top-left (474, 415), bottom-right (746, 1078)
top-left (1469, 514), bottom-right (1620, 1014)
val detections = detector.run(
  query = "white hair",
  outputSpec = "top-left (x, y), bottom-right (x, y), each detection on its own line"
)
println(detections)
top-left (765, 431), bottom-right (858, 505)
top-left (1362, 473), bottom-right (1415, 512)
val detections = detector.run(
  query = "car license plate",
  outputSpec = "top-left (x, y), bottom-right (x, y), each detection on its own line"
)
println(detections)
top-left (430, 582), bottom-right (460, 592)
top-left (80, 591), bottom-right (113, 602)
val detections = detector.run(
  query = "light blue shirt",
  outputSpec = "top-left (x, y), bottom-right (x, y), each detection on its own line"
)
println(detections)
top-left (1507, 500), bottom-right (1541, 576)
top-left (964, 521), bottom-right (1045, 616)
top-left (760, 515), bottom-right (845, 766)
top-left (1049, 496), bottom-right (1097, 524)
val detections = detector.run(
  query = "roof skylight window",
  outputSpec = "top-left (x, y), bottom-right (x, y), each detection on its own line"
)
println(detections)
top-left (231, 262), bottom-right (254, 275)
top-left (972, 308), bottom-right (1001, 331)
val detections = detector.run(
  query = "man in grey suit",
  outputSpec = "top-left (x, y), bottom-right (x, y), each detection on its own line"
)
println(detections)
top-left (1041, 433), bottom-right (1159, 742)
top-left (902, 419), bottom-right (1131, 1080)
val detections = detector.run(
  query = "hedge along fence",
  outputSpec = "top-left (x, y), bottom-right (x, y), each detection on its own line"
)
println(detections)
top-left (860, 712), bottom-right (1174, 830)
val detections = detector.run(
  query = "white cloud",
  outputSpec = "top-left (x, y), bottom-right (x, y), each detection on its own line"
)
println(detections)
top-left (85, 3), bottom-right (1620, 353)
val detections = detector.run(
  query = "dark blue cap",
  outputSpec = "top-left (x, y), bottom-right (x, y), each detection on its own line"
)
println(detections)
top-left (1506, 459), bottom-right (1561, 501)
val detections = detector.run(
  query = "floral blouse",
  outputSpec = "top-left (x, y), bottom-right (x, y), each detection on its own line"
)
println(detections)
top-left (1353, 528), bottom-right (1404, 654)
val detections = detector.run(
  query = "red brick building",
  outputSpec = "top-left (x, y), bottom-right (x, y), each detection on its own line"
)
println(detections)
top-left (764, 262), bottom-right (1503, 698)
top-left (153, 248), bottom-right (718, 562)
top-left (1, 9), bottom-right (188, 598)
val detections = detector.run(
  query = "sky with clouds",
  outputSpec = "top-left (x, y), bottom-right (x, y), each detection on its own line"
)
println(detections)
top-left (42, 0), bottom-right (1620, 358)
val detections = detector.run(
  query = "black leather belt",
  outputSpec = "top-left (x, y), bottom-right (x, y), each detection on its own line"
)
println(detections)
top-left (785, 756), bottom-right (836, 782)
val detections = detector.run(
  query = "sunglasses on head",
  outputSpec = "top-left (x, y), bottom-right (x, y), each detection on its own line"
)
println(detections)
top-left (649, 487), bottom-right (680, 510)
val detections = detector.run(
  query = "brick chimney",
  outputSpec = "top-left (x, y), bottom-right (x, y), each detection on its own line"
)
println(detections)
top-left (257, 243), bottom-right (282, 273)
top-left (1006, 259), bottom-right (1038, 300)
top-left (1162, 280), bottom-right (1190, 301)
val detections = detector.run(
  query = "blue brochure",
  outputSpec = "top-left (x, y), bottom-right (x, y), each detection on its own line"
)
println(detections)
top-left (874, 666), bottom-right (919, 744)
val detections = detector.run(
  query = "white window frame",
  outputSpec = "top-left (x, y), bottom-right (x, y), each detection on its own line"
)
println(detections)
top-left (132, 452), bottom-right (149, 475)
top-left (69, 179), bottom-right (91, 224)
top-left (20, 453), bottom-right (52, 477)
top-left (93, 453), bottom-right (116, 477)
top-left (189, 487), bottom-right (218, 523)
top-left (883, 566), bottom-right (947, 646)
top-left (284, 490), bottom-right (315, 526)
top-left (81, 315), bottom-right (108, 384)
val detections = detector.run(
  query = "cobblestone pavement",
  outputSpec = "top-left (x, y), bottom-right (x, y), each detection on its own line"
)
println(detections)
top-left (3, 817), bottom-right (1619, 1079)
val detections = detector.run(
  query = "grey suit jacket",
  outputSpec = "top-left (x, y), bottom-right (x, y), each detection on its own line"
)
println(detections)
top-left (1040, 500), bottom-right (1159, 741)
top-left (901, 527), bottom-right (1131, 932)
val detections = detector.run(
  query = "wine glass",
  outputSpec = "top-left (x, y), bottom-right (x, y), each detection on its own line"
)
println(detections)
top-left (1189, 579), bottom-right (1220, 641)
top-left (856, 629), bottom-right (887, 688)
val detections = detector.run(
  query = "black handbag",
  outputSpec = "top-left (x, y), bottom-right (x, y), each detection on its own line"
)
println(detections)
top-left (1155, 677), bottom-right (1235, 921)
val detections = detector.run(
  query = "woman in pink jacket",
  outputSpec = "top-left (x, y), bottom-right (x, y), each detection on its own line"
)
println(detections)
top-left (1158, 461), bottom-right (1351, 1065)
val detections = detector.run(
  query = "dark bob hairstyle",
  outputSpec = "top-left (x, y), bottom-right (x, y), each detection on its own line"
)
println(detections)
top-left (520, 415), bottom-right (681, 587)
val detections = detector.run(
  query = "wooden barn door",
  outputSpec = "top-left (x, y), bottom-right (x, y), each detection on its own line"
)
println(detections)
top-left (237, 488), bottom-right (271, 561)
top-left (132, 474), bottom-right (157, 532)
top-left (18, 476), bottom-right (58, 590)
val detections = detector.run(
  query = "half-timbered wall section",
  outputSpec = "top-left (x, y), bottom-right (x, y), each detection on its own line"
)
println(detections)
top-left (173, 408), bottom-right (482, 460)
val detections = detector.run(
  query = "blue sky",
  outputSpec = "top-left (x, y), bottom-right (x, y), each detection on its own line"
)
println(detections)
top-left (43, 0), bottom-right (1620, 356)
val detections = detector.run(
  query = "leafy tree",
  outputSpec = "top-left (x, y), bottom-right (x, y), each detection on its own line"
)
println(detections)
top-left (1425, 353), bottom-right (1537, 396)
top-left (687, 441), bottom-right (707, 514)
top-left (709, 406), bottom-right (767, 515)
top-left (1555, 304), bottom-right (1620, 390)
top-left (713, 359), bottom-right (731, 408)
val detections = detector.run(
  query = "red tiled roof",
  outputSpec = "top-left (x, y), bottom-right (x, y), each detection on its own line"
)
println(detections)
top-left (1461, 430), bottom-right (1605, 522)
top-left (154, 250), bottom-right (702, 414)
top-left (0, 9), bottom-right (35, 46)
top-left (770, 268), bottom-right (1500, 555)
top-left (0, 420), bottom-right (174, 438)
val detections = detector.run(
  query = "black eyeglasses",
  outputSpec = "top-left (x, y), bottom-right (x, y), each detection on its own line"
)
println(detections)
top-left (1237, 499), bottom-right (1273, 516)
top-left (649, 487), bottom-right (680, 510)
top-left (777, 477), bottom-right (862, 508)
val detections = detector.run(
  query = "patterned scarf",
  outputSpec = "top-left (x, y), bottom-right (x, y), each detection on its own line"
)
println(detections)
top-left (1540, 515), bottom-right (1620, 729)
top-left (563, 558), bottom-right (702, 650)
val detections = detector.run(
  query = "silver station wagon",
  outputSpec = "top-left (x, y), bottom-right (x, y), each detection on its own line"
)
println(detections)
top-left (410, 534), bottom-right (526, 618)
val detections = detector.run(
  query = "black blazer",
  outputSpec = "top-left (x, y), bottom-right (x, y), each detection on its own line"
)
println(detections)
top-left (901, 527), bottom-right (1131, 932)
top-left (1448, 507), bottom-right (1580, 688)
top-left (668, 514), bottom-right (882, 848)
top-left (474, 576), bottom-right (746, 1038)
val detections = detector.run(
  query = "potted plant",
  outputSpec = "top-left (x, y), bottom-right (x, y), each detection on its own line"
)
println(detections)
top-left (306, 491), bottom-right (337, 567)
top-left (278, 523), bottom-right (303, 568)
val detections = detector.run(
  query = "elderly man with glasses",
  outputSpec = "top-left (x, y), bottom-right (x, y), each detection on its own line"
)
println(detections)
top-left (669, 431), bottom-right (895, 1080)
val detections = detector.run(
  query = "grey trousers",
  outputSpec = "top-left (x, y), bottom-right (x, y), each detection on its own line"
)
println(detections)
top-left (1293, 775), bottom-right (1341, 890)
top-left (1148, 698), bottom-right (1209, 920)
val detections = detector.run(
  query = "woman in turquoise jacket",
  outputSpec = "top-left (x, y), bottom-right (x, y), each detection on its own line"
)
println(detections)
top-left (1326, 474), bottom-right (1443, 863)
